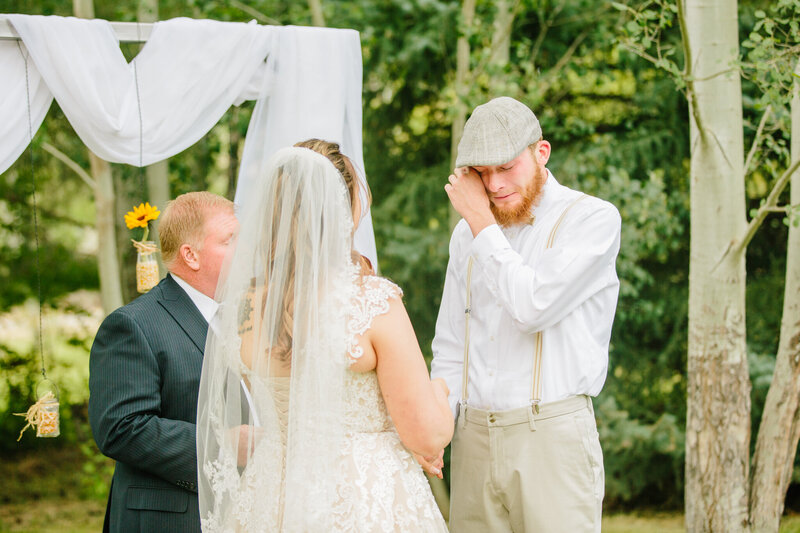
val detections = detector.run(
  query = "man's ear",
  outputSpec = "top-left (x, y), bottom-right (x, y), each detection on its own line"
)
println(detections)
top-left (535, 140), bottom-right (551, 166)
top-left (180, 243), bottom-right (200, 271)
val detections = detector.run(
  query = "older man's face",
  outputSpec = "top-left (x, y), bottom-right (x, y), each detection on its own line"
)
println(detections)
top-left (197, 208), bottom-right (239, 296)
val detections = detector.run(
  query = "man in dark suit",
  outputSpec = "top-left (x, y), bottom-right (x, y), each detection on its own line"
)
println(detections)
top-left (89, 192), bottom-right (238, 533)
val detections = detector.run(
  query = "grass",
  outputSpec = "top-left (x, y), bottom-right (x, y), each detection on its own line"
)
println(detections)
top-left (603, 512), bottom-right (684, 532)
top-left (0, 499), bottom-right (104, 533)
top-left (4, 447), bottom-right (800, 532)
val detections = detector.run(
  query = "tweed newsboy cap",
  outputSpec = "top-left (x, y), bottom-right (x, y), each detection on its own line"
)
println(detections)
top-left (455, 96), bottom-right (542, 168)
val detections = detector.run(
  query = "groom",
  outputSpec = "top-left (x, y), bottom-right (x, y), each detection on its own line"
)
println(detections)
top-left (432, 97), bottom-right (620, 532)
top-left (89, 192), bottom-right (237, 533)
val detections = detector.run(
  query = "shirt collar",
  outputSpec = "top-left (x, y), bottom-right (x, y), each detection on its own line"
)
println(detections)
top-left (170, 273), bottom-right (218, 323)
top-left (531, 168), bottom-right (559, 216)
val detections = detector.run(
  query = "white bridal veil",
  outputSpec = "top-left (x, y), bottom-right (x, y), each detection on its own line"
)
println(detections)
top-left (197, 146), bottom-right (357, 532)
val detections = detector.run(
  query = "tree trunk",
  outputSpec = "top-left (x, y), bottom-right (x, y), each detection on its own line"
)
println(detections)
top-left (489, 0), bottom-right (514, 72)
top-left (449, 0), bottom-right (476, 229)
top-left (227, 107), bottom-right (241, 201)
top-left (749, 59), bottom-right (800, 533)
top-left (73, 0), bottom-right (124, 314)
top-left (684, 1), bottom-right (750, 531)
top-left (145, 161), bottom-right (168, 275)
top-left (139, 0), bottom-right (168, 277)
top-left (90, 154), bottom-right (124, 314)
top-left (308, 0), bottom-right (325, 27)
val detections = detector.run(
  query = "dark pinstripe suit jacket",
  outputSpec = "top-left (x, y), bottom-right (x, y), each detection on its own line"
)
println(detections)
top-left (89, 274), bottom-right (206, 533)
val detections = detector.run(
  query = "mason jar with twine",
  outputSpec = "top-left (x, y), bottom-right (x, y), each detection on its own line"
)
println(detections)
top-left (125, 202), bottom-right (161, 294)
top-left (134, 239), bottom-right (160, 293)
top-left (15, 380), bottom-right (60, 440)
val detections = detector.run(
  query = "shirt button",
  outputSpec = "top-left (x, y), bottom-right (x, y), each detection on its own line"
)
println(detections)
top-left (489, 336), bottom-right (495, 341)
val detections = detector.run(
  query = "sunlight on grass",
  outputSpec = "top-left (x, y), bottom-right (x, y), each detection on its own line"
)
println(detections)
top-left (604, 512), bottom-right (800, 533)
top-left (604, 512), bottom-right (684, 532)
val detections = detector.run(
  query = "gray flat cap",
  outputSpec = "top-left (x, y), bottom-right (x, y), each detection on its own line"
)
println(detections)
top-left (456, 96), bottom-right (542, 168)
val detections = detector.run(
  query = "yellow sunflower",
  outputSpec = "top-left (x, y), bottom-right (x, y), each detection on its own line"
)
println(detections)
top-left (125, 202), bottom-right (160, 230)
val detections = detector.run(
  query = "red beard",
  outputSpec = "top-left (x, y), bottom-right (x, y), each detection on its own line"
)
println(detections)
top-left (490, 165), bottom-right (547, 227)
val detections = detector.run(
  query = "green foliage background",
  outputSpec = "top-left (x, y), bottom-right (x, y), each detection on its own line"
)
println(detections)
top-left (1, 0), bottom-right (795, 512)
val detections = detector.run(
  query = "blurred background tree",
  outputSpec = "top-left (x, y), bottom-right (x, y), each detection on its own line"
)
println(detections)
top-left (0, 0), bottom-right (792, 521)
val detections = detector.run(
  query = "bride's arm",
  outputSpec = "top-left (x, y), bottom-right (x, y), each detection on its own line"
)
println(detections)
top-left (369, 295), bottom-right (454, 458)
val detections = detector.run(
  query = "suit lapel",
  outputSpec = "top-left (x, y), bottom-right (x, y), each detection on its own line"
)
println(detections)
top-left (157, 275), bottom-right (209, 353)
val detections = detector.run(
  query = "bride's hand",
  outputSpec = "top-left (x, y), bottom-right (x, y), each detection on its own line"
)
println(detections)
top-left (233, 425), bottom-right (264, 467)
top-left (414, 449), bottom-right (445, 479)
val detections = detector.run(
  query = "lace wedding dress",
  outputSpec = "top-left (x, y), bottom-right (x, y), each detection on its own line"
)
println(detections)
top-left (197, 147), bottom-right (447, 532)
top-left (329, 275), bottom-right (448, 532)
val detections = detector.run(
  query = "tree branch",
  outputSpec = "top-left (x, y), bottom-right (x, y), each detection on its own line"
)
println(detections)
top-left (734, 158), bottom-right (800, 254)
top-left (538, 30), bottom-right (588, 94)
top-left (529, 0), bottom-right (568, 70)
top-left (228, 0), bottom-right (281, 25)
top-left (676, 0), bottom-right (707, 141)
top-left (41, 142), bottom-right (95, 188)
top-left (743, 105), bottom-right (772, 181)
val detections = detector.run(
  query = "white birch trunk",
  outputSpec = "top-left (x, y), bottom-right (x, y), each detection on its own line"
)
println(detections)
top-left (73, 0), bottom-right (123, 314)
top-left (449, 0), bottom-right (476, 229)
top-left (749, 59), bottom-right (800, 533)
top-left (139, 0), bottom-right (168, 277)
top-left (90, 154), bottom-right (124, 314)
top-left (684, 1), bottom-right (750, 531)
top-left (489, 0), bottom-right (513, 68)
top-left (308, 0), bottom-right (326, 27)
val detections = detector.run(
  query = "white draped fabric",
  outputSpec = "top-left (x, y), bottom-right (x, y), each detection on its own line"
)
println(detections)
top-left (235, 25), bottom-right (377, 271)
top-left (0, 37), bottom-right (53, 175)
top-left (0, 14), bottom-right (377, 265)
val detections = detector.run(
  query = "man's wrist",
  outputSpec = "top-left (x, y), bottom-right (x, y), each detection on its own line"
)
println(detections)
top-left (466, 211), bottom-right (496, 237)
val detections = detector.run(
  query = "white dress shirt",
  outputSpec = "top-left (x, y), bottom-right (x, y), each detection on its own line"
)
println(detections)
top-left (171, 273), bottom-right (218, 322)
top-left (171, 273), bottom-right (261, 426)
top-left (431, 171), bottom-right (621, 417)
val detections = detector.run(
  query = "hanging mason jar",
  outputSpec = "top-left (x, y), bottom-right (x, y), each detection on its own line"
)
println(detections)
top-left (15, 380), bottom-right (60, 440)
top-left (136, 240), bottom-right (160, 293)
top-left (35, 380), bottom-right (59, 438)
top-left (36, 395), bottom-right (60, 438)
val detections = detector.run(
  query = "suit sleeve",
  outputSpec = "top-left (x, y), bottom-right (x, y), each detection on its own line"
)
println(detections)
top-left (89, 309), bottom-right (198, 491)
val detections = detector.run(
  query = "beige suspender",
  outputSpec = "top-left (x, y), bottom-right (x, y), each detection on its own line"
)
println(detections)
top-left (461, 258), bottom-right (474, 406)
top-left (460, 194), bottom-right (586, 415)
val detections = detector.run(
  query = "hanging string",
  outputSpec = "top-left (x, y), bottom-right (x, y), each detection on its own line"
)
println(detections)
top-left (17, 40), bottom-right (47, 382)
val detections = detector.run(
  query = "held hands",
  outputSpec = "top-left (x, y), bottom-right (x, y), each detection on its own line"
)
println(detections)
top-left (416, 378), bottom-right (451, 479)
top-left (444, 167), bottom-right (496, 237)
top-left (234, 424), bottom-right (264, 467)
top-left (414, 449), bottom-right (445, 479)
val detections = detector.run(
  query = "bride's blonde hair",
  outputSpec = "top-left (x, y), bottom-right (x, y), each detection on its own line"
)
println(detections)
top-left (294, 139), bottom-right (373, 276)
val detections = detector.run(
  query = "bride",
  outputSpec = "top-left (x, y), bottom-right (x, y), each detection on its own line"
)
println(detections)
top-left (196, 142), bottom-right (453, 532)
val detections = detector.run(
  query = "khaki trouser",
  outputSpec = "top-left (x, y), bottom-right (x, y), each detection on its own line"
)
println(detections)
top-left (449, 395), bottom-right (604, 533)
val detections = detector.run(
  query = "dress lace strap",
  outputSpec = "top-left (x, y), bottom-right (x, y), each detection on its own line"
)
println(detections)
top-left (346, 276), bottom-right (402, 360)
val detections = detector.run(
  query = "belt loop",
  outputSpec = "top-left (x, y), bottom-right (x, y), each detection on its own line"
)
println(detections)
top-left (459, 400), bottom-right (468, 429)
top-left (528, 403), bottom-right (538, 431)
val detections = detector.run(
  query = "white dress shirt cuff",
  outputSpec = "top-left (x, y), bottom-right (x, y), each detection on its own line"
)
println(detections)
top-left (470, 224), bottom-right (510, 262)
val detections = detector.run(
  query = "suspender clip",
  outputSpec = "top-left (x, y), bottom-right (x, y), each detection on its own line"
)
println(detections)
top-left (464, 307), bottom-right (471, 315)
top-left (458, 399), bottom-right (468, 429)
top-left (528, 402), bottom-right (538, 431)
